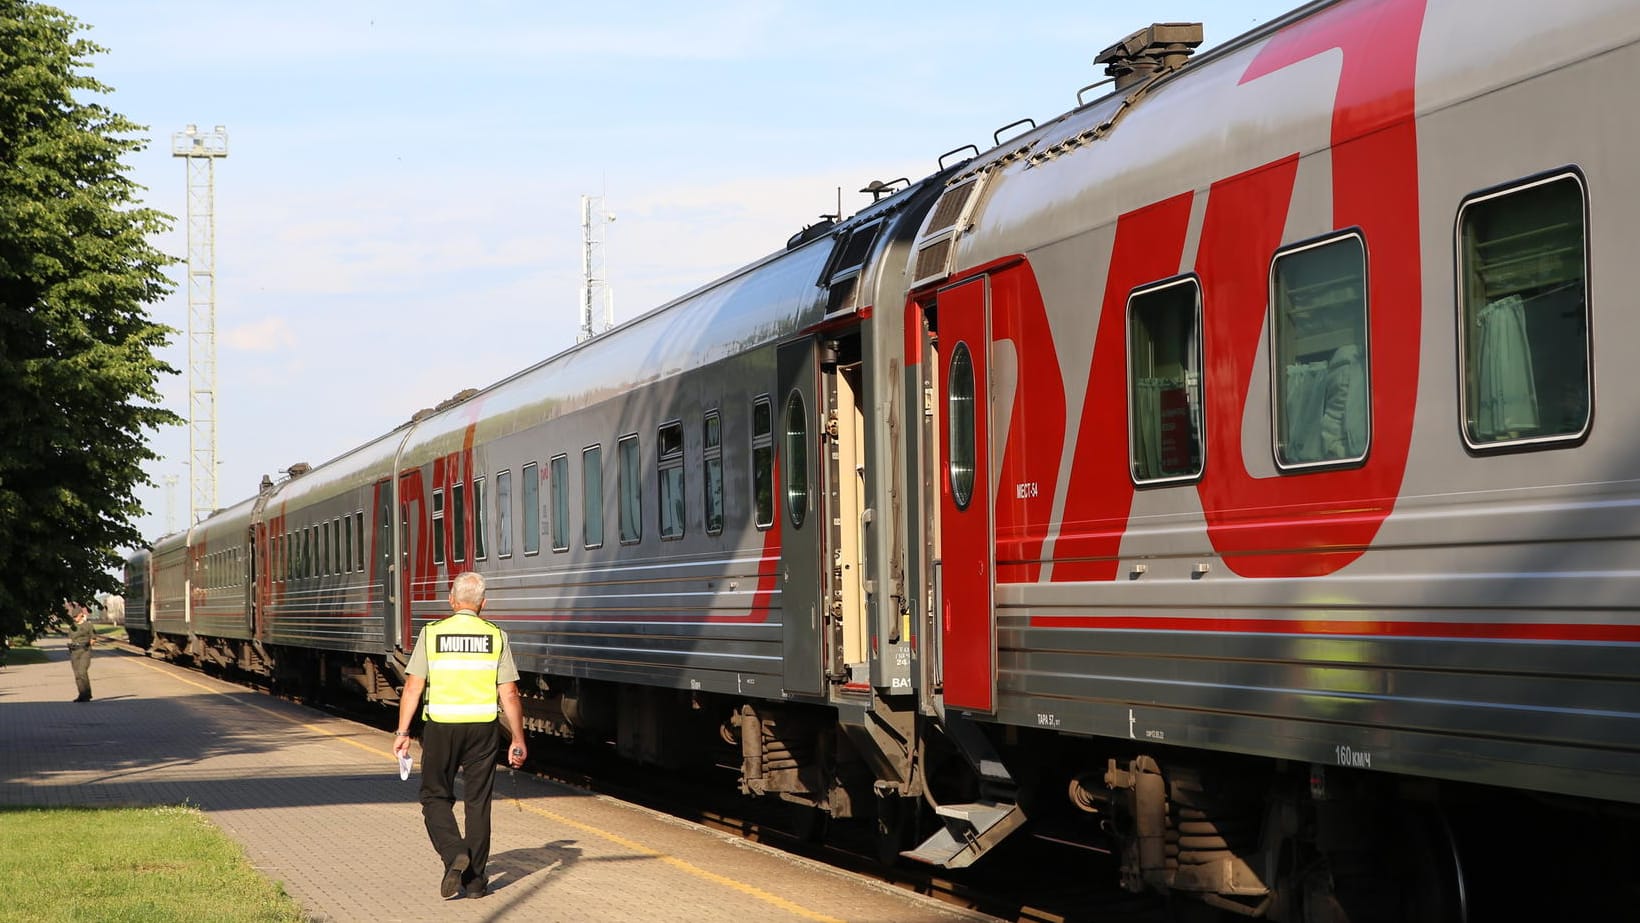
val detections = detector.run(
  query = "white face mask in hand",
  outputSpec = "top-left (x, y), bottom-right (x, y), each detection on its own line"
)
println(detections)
top-left (398, 752), bottom-right (413, 780)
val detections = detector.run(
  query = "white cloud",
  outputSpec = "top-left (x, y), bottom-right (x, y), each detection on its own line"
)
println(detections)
top-left (222, 316), bottom-right (298, 352)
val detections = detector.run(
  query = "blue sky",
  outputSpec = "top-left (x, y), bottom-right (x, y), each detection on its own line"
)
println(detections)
top-left (60, 0), bottom-right (1300, 545)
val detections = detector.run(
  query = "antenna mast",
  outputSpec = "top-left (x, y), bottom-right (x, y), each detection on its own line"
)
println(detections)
top-left (172, 124), bottom-right (228, 522)
top-left (578, 194), bottom-right (615, 342)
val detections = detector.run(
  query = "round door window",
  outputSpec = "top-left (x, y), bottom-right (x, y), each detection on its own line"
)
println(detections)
top-left (948, 342), bottom-right (976, 510)
top-left (784, 390), bottom-right (809, 528)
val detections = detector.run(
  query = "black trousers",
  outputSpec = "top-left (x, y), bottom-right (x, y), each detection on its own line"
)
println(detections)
top-left (418, 719), bottom-right (499, 879)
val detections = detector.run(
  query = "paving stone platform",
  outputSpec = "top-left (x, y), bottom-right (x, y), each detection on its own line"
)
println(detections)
top-left (0, 637), bottom-right (993, 923)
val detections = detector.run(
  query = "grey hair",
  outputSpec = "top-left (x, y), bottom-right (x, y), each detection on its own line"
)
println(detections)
top-left (450, 571), bottom-right (487, 608)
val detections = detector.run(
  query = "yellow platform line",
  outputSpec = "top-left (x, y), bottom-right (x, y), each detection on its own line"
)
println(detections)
top-left (134, 657), bottom-right (845, 923)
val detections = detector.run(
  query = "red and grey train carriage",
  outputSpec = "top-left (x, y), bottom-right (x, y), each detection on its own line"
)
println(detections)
top-left (900, 0), bottom-right (1639, 915)
top-left (128, 0), bottom-right (1640, 917)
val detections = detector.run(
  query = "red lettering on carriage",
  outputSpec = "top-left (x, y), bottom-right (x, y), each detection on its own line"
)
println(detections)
top-left (1053, 193), bottom-right (1195, 581)
top-left (1195, 0), bottom-right (1427, 576)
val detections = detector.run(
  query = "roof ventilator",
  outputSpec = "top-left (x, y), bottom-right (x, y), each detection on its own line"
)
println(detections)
top-left (1030, 22), bottom-right (1203, 167)
top-left (1096, 22), bottom-right (1204, 91)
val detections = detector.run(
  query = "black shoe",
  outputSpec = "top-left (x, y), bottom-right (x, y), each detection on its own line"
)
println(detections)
top-left (440, 854), bottom-right (469, 899)
top-left (464, 879), bottom-right (489, 898)
top-left (72, 696), bottom-right (90, 703)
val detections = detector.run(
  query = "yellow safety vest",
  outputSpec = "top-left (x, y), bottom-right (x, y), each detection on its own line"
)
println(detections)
top-left (422, 611), bottom-right (503, 723)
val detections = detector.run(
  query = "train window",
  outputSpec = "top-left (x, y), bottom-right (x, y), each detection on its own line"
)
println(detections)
top-left (703, 411), bottom-right (724, 535)
top-left (784, 391), bottom-right (810, 528)
top-left (343, 515), bottom-right (353, 573)
top-left (473, 479), bottom-right (487, 561)
top-left (354, 512), bottom-right (364, 572)
top-left (658, 422), bottom-right (685, 540)
top-left (496, 470), bottom-right (513, 558)
top-left (330, 519), bottom-right (340, 574)
top-left (752, 396), bottom-right (774, 529)
top-left (550, 455), bottom-right (570, 552)
top-left (948, 342), bottom-right (976, 509)
top-left (453, 482), bottom-right (467, 563)
top-left (521, 463), bottom-right (541, 555)
top-left (583, 445), bottom-right (605, 549)
top-left (1127, 277), bottom-right (1205, 483)
top-left (1271, 233), bottom-right (1370, 469)
top-left (307, 526), bottom-right (315, 578)
top-left (1458, 172), bottom-right (1590, 449)
top-left (618, 434), bottom-right (642, 545)
top-left (432, 488), bottom-right (446, 565)
top-left (322, 522), bottom-right (332, 576)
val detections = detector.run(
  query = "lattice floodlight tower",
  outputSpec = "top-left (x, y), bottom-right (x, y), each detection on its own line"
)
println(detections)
top-left (172, 124), bottom-right (228, 523)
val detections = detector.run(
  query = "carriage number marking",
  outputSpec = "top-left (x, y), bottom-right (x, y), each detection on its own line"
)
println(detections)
top-left (1016, 481), bottom-right (1039, 499)
top-left (1036, 713), bottom-right (1060, 727)
top-left (1335, 745), bottom-right (1372, 769)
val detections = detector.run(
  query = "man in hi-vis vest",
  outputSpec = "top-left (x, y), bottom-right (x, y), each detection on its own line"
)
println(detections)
top-left (394, 571), bottom-right (528, 899)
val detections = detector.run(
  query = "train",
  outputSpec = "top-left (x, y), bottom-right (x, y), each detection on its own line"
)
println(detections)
top-left (123, 0), bottom-right (1640, 919)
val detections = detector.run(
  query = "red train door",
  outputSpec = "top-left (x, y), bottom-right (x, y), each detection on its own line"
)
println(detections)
top-left (936, 278), bottom-right (995, 713)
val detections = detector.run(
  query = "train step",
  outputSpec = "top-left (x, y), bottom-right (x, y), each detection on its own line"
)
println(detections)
top-left (901, 799), bottom-right (1026, 868)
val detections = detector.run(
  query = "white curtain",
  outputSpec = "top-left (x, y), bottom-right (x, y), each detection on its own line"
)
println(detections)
top-left (1474, 294), bottom-right (1538, 440)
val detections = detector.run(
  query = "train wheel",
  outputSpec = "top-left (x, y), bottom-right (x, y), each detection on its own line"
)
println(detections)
top-left (1299, 804), bottom-right (1466, 923)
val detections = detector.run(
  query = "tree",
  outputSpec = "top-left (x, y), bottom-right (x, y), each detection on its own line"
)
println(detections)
top-left (0, 1), bottom-right (180, 640)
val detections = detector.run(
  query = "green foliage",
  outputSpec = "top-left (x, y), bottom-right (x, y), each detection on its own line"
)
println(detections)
top-left (0, 2), bottom-right (180, 640)
top-left (0, 805), bottom-right (306, 922)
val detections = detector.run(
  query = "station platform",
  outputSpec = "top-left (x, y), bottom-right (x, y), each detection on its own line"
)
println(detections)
top-left (0, 638), bottom-right (992, 923)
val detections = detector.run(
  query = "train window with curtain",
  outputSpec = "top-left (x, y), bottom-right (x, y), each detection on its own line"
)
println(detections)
top-left (1127, 277), bottom-right (1204, 483)
top-left (1458, 172), bottom-right (1590, 449)
top-left (354, 512), bottom-right (364, 571)
top-left (432, 489), bottom-right (446, 565)
top-left (752, 396), bottom-right (774, 529)
top-left (521, 463), bottom-right (541, 555)
top-left (550, 454), bottom-right (570, 552)
top-left (583, 445), bottom-right (604, 549)
top-left (703, 411), bottom-right (724, 535)
top-left (618, 434), bottom-right (642, 544)
top-left (948, 342), bottom-right (976, 509)
top-left (453, 482), bottom-right (467, 562)
top-left (658, 421), bottom-right (685, 539)
top-left (473, 478), bottom-right (487, 561)
top-left (1271, 233), bottom-right (1370, 469)
top-left (784, 391), bottom-right (809, 527)
top-left (496, 470), bottom-right (514, 558)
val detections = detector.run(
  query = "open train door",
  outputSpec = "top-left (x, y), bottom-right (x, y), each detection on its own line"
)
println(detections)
top-left (372, 479), bottom-right (395, 650)
top-left (777, 337), bottom-right (826, 697)
top-left (934, 278), bottom-right (995, 713)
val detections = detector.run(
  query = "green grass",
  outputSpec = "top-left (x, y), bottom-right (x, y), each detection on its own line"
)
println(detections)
top-left (2, 642), bottom-right (47, 666)
top-left (0, 805), bottom-right (306, 922)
